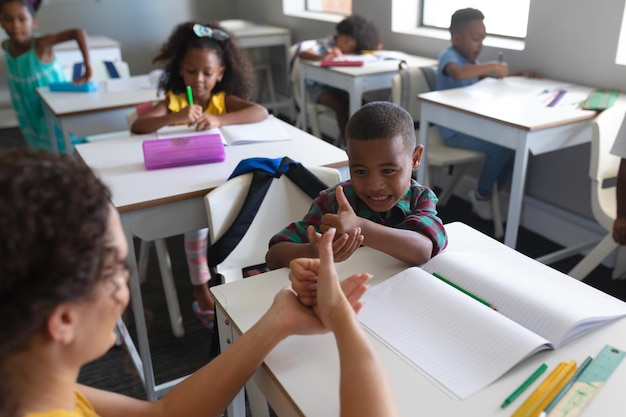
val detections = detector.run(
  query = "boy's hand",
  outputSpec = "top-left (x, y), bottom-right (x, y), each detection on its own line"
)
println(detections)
top-left (306, 225), bottom-right (363, 264)
top-left (321, 185), bottom-right (360, 234)
top-left (487, 62), bottom-right (509, 78)
top-left (289, 227), bottom-right (370, 308)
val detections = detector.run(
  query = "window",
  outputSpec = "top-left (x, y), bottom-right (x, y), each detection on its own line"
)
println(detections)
top-left (421, 1), bottom-right (530, 39)
top-left (616, 2), bottom-right (626, 65)
top-left (306, 0), bottom-right (351, 16)
top-left (392, 0), bottom-right (530, 50)
top-left (283, 0), bottom-right (351, 23)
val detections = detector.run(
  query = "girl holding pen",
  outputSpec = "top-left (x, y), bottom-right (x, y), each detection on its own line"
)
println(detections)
top-left (131, 22), bottom-right (267, 329)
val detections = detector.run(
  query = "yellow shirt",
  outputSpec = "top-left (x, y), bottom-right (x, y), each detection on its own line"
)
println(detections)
top-left (166, 90), bottom-right (227, 115)
top-left (25, 390), bottom-right (99, 417)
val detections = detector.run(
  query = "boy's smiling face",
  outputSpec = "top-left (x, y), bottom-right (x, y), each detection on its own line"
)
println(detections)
top-left (452, 19), bottom-right (486, 62)
top-left (347, 135), bottom-right (422, 213)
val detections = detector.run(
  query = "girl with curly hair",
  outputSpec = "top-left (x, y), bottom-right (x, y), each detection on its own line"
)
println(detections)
top-left (131, 21), bottom-right (268, 329)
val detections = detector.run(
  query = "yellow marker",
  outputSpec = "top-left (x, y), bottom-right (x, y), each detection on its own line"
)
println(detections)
top-left (511, 361), bottom-right (577, 417)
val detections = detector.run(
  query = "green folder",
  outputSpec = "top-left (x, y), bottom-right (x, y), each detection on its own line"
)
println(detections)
top-left (581, 89), bottom-right (619, 110)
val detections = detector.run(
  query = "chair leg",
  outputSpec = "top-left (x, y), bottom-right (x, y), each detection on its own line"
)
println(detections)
top-left (490, 186), bottom-right (504, 239)
top-left (154, 239), bottom-right (185, 338)
top-left (138, 240), bottom-right (151, 284)
top-left (307, 106), bottom-right (323, 138)
top-left (611, 246), bottom-right (626, 280)
top-left (437, 165), bottom-right (470, 206)
top-left (569, 234), bottom-right (619, 280)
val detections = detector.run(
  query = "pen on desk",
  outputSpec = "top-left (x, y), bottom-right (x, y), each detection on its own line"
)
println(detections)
top-left (511, 360), bottom-right (576, 417)
top-left (431, 272), bottom-right (496, 309)
top-left (501, 363), bottom-right (548, 408)
top-left (538, 356), bottom-right (593, 417)
top-left (186, 85), bottom-right (194, 105)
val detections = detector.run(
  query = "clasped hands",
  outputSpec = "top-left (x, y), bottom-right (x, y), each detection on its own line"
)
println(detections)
top-left (180, 104), bottom-right (222, 130)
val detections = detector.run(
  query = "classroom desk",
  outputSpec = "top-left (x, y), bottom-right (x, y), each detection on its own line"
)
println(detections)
top-left (211, 221), bottom-right (626, 417)
top-left (416, 76), bottom-right (603, 248)
top-left (298, 53), bottom-right (437, 131)
top-left (75, 120), bottom-right (348, 401)
top-left (36, 75), bottom-right (160, 153)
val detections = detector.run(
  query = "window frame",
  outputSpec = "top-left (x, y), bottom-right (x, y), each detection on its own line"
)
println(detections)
top-left (282, 0), bottom-right (348, 23)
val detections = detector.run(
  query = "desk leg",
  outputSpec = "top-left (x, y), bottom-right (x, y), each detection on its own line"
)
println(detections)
top-left (349, 84), bottom-right (362, 118)
top-left (121, 213), bottom-right (159, 400)
top-left (215, 307), bottom-right (247, 417)
top-left (59, 120), bottom-right (73, 156)
top-left (43, 106), bottom-right (59, 154)
top-left (300, 64), bottom-right (308, 132)
top-left (504, 135), bottom-right (531, 248)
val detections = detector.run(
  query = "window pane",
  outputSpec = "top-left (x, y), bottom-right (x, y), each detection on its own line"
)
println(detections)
top-left (306, 0), bottom-right (352, 15)
top-left (422, 1), bottom-right (530, 39)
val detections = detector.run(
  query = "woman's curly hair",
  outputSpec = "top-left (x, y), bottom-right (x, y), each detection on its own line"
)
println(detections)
top-left (0, 149), bottom-right (112, 358)
top-left (152, 21), bottom-right (255, 99)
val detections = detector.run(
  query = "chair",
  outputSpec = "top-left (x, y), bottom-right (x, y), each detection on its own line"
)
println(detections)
top-left (391, 65), bottom-right (503, 238)
top-left (289, 40), bottom-right (337, 141)
top-left (204, 164), bottom-right (341, 417)
top-left (568, 107), bottom-right (626, 280)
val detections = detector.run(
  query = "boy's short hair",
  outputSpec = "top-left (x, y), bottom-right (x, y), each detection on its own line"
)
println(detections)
top-left (0, 0), bottom-right (40, 15)
top-left (345, 101), bottom-right (416, 151)
top-left (449, 8), bottom-right (484, 34)
top-left (336, 14), bottom-right (381, 52)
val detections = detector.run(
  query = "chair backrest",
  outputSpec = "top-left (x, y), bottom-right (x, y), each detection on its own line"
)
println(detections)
top-left (204, 165), bottom-right (341, 283)
top-left (589, 106), bottom-right (626, 229)
top-left (390, 65), bottom-right (436, 121)
top-left (289, 40), bottom-right (320, 108)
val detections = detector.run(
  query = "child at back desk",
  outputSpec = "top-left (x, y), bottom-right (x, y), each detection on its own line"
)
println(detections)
top-left (0, 0), bottom-right (91, 152)
top-left (436, 7), bottom-right (539, 221)
top-left (131, 21), bottom-right (268, 330)
top-left (265, 101), bottom-right (447, 277)
top-left (298, 14), bottom-right (381, 138)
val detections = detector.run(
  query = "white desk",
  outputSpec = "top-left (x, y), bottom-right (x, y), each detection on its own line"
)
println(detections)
top-left (211, 222), bottom-right (626, 417)
top-left (299, 53), bottom-right (437, 131)
top-left (36, 75), bottom-right (160, 153)
top-left (417, 77), bottom-right (606, 248)
top-left (75, 120), bottom-right (348, 400)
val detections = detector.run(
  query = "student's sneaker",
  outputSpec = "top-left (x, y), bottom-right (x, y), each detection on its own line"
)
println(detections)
top-left (467, 190), bottom-right (493, 221)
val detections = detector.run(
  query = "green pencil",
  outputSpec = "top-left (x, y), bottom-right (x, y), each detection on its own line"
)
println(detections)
top-left (501, 363), bottom-right (548, 408)
top-left (186, 85), bottom-right (194, 104)
top-left (432, 272), bottom-right (496, 309)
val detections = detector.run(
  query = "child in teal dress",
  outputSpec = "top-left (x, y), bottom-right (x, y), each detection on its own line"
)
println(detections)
top-left (0, 0), bottom-right (91, 152)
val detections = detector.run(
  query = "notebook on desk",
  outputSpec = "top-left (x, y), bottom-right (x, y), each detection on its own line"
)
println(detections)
top-left (156, 115), bottom-right (292, 146)
top-left (359, 246), bottom-right (626, 400)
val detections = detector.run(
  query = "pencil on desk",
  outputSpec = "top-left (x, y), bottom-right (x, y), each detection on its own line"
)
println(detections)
top-left (511, 360), bottom-right (577, 417)
top-left (432, 272), bottom-right (496, 309)
top-left (501, 363), bottom-right (548, 408)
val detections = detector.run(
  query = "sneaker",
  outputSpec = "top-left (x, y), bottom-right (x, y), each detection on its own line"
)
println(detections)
top-left (467, 190), bottom-right (493, 220)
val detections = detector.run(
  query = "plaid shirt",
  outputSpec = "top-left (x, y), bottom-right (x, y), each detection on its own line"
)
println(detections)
top-left (269, 179), bottom-right (448, 257)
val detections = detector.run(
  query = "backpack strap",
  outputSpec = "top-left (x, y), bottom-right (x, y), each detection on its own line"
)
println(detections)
top-left (206, 156), bottom-right (329, 267)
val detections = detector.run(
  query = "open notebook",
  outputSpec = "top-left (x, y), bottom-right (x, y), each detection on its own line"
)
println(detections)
top-left (359, 247), bottom-right (626, 400)
top-left (156, 115), bottom-right (291, 146)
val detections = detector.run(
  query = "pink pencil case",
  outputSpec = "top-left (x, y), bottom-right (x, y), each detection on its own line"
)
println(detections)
top-left (142, 133), bottom-right (225, 170)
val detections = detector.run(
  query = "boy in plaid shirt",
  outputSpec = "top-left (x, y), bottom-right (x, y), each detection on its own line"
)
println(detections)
top-left (265, 101), bottom-right (447, 270)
